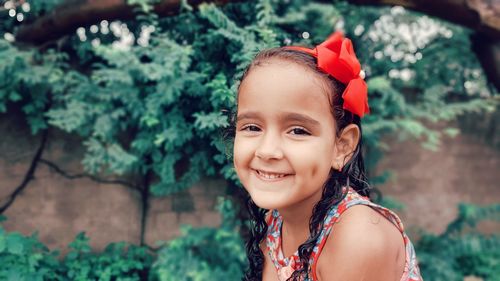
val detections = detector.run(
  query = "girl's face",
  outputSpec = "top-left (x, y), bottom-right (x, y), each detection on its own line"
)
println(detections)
top-left (234, 59), bottom-right (338, 211)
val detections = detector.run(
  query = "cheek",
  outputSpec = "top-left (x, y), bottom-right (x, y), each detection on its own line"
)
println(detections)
top-left (233, 136), bottom-right (252, 171)
top-left (288, 140), bottom-right (335, 177)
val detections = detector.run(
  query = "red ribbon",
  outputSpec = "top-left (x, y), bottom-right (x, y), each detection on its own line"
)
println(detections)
top-left (285, 32), bottom-right (370, 118)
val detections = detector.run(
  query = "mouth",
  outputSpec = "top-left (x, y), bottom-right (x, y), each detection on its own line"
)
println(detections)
top-left (253, 169), bottom-right (292, 181)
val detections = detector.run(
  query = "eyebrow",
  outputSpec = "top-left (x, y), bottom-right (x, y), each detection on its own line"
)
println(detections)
top-left (236, 111), bottom-right (320, 127)
top-left (280, 112), bottom-right (320, 127)
top-left (236, 111), bottom-right (260, 123)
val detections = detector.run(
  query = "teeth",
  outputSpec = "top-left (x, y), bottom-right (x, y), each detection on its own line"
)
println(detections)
top-left (257, 170), bottom-right (285, 179)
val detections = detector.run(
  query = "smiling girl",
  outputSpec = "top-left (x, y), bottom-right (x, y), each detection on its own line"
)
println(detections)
top-left (233, 32), bottom-right (423, 281)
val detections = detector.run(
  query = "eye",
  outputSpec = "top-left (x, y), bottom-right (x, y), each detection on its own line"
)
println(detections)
top-left (288, 127), bottom-right (311, 136)
top-left (241, 125), bottom-right (261, 132)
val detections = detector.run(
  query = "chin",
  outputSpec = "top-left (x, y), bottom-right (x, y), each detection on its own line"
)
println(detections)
top-left (248, 190), bottom-right (286, 210)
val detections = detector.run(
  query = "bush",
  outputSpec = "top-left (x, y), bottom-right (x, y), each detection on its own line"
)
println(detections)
top-left (2, 202), bottom-right (499, 280)
top-left (416, 203), bottom-right (500, 281)
top-left (151, 198), bottom-right (246, 281)
top-left (0, 199), bottom-right (247, 281)
top-left (0, 215), bottom-right (153, 280)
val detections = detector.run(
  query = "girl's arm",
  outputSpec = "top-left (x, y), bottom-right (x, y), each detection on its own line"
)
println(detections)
top-left (315, 205), bottom-right (406, 281)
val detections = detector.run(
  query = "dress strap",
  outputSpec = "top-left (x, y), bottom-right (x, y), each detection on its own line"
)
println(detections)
top-left (265, 210), bottom-right (304, 281)
top-left (265, 210), bottom-right (286, 269)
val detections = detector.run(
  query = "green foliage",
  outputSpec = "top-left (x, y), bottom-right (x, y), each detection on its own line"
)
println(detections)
top-left (151, 198), bottom-right (246, 281)
top-left (0, 199), bottom-right (247, 281)
top-left (416, 204), bottom-right (500, 281)
top-left (0, 225), bottom-right (60, 280)
top-left (2, 201), bottom-right (498, 281)
top-left (62, 233), bottom-right (153, 281)
top-left (0, 40), bottom-right (66, 134)
top-left (0, 225), bottom-right (153, 281)
top-left (0, 1), bottom-right (498, 280)
top-left (336, 2), bottom-right (496, 161)
top-left (1, 0), bottom-right (496, 194)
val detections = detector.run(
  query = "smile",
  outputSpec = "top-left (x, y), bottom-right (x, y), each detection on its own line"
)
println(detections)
top-left (254, 169), bottom-right (291, 181)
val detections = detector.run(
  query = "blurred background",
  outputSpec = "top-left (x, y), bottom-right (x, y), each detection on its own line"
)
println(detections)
top-left (0, 0), bottom-right (498, 280)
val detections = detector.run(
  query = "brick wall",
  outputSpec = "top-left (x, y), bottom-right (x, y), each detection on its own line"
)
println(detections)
top-left (1, 110), bottom-right (498, 250)
top-left (0, 111), bottom-right (226, 251)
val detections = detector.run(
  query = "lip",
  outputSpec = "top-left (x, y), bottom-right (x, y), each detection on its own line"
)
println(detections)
top-left (252, 169), bottom-right (293, 182)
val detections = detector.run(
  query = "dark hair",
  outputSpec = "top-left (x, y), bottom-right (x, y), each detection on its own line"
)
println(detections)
top-left (236, 47), bottom-right (371, 281)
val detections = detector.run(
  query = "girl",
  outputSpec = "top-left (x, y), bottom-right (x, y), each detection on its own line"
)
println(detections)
top-left (233, 32), bottom-right (423, 281)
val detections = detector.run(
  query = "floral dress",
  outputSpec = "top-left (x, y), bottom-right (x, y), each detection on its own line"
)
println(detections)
top-left (265, 187), bottom-right (423, 281)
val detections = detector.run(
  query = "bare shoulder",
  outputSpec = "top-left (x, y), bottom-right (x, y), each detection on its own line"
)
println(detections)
top-left (316, 204), bottom-right (406, 281)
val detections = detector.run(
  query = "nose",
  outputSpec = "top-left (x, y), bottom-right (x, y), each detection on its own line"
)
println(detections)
top-left (255, 131), bottom-right (283, 160)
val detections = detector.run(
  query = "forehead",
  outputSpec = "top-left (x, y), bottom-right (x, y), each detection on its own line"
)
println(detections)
top-left (237, 60), bottom-right (333, 122)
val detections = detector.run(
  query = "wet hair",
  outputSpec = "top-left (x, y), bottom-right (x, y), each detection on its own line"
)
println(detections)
top-left (236, 47), bottom-right (371, 281)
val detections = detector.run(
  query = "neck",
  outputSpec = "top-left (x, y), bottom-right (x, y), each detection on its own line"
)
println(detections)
top-left (278, 189), bottom-right (323, 257)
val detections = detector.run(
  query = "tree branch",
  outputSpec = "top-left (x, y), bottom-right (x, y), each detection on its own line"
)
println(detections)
top-left (347, 0), bottom-right (500, 39)
top-left (14, 0), bottom-right (235, 45)
top-left (39, 158), bottom-right (141, 193)
top-left (345, 0), bottom-right (500, 90)
top-left (12, 0), bottom-right (499, 89)
top-left (14, 0), bottom-right (500, 45)
top-left (0, 130), bottom-right (48, 214)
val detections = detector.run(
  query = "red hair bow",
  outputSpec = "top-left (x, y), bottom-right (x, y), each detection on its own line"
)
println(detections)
top-left (285, 32), bottom-right (370, 118)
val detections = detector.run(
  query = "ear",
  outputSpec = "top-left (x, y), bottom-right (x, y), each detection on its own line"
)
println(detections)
top-left (331, 124), bottom-right (360, 170)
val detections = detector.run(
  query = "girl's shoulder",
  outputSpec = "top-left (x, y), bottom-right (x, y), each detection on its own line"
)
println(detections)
top-left (314, 188), bottom-right (410, 281)
top-left (316, 204), bottom-right (407, 279)
top-left (264, 188), bottom-right (423, 281)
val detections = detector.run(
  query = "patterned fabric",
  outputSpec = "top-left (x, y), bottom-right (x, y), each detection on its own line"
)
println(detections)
top-left (265, 187), bottom-right (423, 281)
